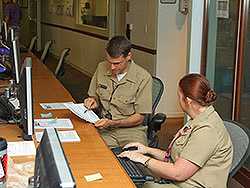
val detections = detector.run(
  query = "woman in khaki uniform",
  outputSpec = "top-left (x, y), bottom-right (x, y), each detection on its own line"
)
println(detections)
top-left (119, 73), bottom-right (233, 188)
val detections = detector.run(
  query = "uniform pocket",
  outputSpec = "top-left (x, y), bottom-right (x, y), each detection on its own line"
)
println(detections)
top-left (175, 133), bottom-right (191, 146)
top-left (96, 84), bottom-right (111, 101)
top-left (111, 96), bottom-right (136, 115)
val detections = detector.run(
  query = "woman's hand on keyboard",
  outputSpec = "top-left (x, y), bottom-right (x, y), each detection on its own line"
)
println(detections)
top-left (118, 151), bottom-right (150, 165)
top-left (123, 142), bottom-right (149, 154)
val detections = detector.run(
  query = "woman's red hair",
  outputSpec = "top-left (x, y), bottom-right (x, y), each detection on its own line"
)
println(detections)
top-left (179, 73), bottom-right (217, 106)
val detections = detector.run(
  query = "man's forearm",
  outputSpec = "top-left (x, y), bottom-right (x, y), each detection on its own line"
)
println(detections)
top-left (111, 114), bottom-right (144, 128)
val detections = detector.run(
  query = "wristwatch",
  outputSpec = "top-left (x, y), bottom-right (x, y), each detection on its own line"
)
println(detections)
top-left (144, 157), bottom-right (151, 168)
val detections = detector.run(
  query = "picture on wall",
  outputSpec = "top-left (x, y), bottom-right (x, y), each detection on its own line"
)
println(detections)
top-left (48, 0), bottom-right (74, 17)
top-left (64, 0), bottom-right (74, 16)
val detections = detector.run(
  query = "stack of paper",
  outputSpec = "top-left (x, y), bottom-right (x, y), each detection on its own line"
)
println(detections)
top-left (64, 103), bottom-right (100, 124)
top-left (7, 141), bottom-right (36, 156)
top-left (34, 118), bottom-right (73, 129)
top-left (9, 97), bottom-right (20, 110)
top-left (40, 102), bottom-right (74, 110)
top-left (35, 130), bottom-right (81, 143)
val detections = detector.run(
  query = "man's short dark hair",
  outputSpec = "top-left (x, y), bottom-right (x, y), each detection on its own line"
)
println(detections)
top-left (106, 36), bottom-right (132, 58)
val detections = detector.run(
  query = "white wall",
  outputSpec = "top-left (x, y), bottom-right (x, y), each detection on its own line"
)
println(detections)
top-left (41, 0), bottom-right (108, 76)
top-left (40, 0), bottom-right (189, 118)
top-left (187, 0), bottom-right (204, 73)
top-left (156, 1), bottom-right (188, 117)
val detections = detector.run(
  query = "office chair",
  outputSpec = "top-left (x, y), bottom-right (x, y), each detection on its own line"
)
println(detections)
top-left (28, 35), bottom-right (38, 52)
top-left (145, 76), bottom-right (166, 147)
top-left (223, 120), bottom-right (250, 178)
top-left (55, 48), bottom-right (71, 77)
top-left (40, 40), bottom-right (52, 63)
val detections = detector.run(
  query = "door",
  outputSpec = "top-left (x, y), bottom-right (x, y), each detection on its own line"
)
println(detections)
top-left (205, 0), bottom-right (250, 182)
top-left (206, 0), bottom-right (239, 120)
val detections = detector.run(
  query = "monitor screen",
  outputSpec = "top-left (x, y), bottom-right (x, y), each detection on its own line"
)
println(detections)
top-left (18, 57), bottom-right (33, 140)
top-left (29, 128), bottom-right (76, 188)
top-left (0, 20), bottom-right (2, 35)
top-left (11, 38), bottom-right (21, 84)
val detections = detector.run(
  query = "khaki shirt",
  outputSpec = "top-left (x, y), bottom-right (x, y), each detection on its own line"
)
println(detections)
top-left (88, 60), bottom-right (152, 121)
top-left (171, 106), bottom-right (233, 188)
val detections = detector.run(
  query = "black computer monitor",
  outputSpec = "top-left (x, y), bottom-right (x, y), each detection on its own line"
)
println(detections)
top-left (0, 20), bottom-right (2, 39)
top-left (11, 37), bottom-right (21, 84)
top-left (3, 21), bottom-right (8, 43)
top-left (29, 128), bottom-right (76, 188)
top-left (18, 57), bottom-right (33, 140)
top-left (0, 21), bottom-right (11, 51)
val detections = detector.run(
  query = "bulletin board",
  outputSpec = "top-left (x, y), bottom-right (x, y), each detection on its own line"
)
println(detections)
top-left (48, 0), bottom-right (74, 17)
top-left (18, 0), bottom-right (28, 8)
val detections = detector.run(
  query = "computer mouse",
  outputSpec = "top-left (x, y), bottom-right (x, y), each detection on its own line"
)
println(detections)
top-left (122, 146), bottom-right (138, 152)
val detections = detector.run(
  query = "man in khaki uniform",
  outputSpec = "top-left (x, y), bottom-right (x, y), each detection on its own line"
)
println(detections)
top-left (84, 36), bottom-right (152, 148)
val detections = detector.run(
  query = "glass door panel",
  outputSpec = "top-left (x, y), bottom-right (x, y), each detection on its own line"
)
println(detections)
top-left (206, 0), bottom-right (239, 120)
top-left (206, 0), bottom-right (250, 172)
top-left (239, 2), bottom-right (250, 170)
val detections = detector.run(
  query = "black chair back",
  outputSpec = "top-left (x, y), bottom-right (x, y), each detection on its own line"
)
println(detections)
top-left (55, 48), bottom-right (71, 77)
top-left (152, 76), bottom-right (164, 114)
top-left (146, 76), bottom-right (166, 147)
top-left (224, 120), bottom-right (250, 178)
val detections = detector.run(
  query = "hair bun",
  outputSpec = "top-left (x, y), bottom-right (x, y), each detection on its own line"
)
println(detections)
top-left (205, 90), bottom-right (217, 105)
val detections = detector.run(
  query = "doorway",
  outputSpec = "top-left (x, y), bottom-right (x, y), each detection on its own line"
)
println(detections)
top-left (205, 0), bottom-right (250, 174)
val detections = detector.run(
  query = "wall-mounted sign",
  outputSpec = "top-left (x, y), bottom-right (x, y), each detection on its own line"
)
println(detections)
top-left (160, 0), bottom-right (176, 4)
top-left (216, 0), bottom-right (229, 18)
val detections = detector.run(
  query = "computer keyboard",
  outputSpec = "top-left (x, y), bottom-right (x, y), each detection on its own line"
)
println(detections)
top-left (112, 147), bottom-right (154, 183)
top-left (116, 156), bottom-right (154, 182)
top-left (112, 147), bottom-right (172, 185)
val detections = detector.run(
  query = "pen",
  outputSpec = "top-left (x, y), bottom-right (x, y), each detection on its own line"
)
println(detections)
top-left (45, 105), bottom-right (51, 109)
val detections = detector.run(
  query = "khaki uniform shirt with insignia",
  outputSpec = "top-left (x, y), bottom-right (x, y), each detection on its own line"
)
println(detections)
top-left (171, 106), bottom-right (233, 188)
top-left (88, 60), bottom-right (152, 121)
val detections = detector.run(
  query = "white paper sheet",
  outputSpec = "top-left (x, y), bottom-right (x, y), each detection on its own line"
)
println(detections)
top-left (7, 141), bottom-right (36, 156)
top-left (84, 172), bottom-right (103, 182)
top-left (9, 97), bottom-right (20, 110)
top-left (40, 102), bottom-right (74, 110)
top-left (34, 118), bottom-right (73, 129)
top-left (64, 103), bottom-right (100, 124)
top-left (35, 130), bottom-right (80, 143)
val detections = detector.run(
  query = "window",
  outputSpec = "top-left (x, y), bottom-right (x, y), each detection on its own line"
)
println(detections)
top-left (77, 0), bottom-right (108, 29)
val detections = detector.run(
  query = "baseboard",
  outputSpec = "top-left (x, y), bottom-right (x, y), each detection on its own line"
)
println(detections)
top-left (166, 112), bottom-right (185, 118)
top-left (48, 51), bottom-right (90, 77)
top-left (68, 63), bottom-right (93, 78)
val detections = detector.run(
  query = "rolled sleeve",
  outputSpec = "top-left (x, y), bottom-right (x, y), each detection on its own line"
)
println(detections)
top-left (135, 74), bottom-right (152, 114)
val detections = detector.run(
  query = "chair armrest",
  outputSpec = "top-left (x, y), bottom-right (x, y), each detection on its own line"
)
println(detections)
top-left (149, 113), bottom-right (166, 132)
